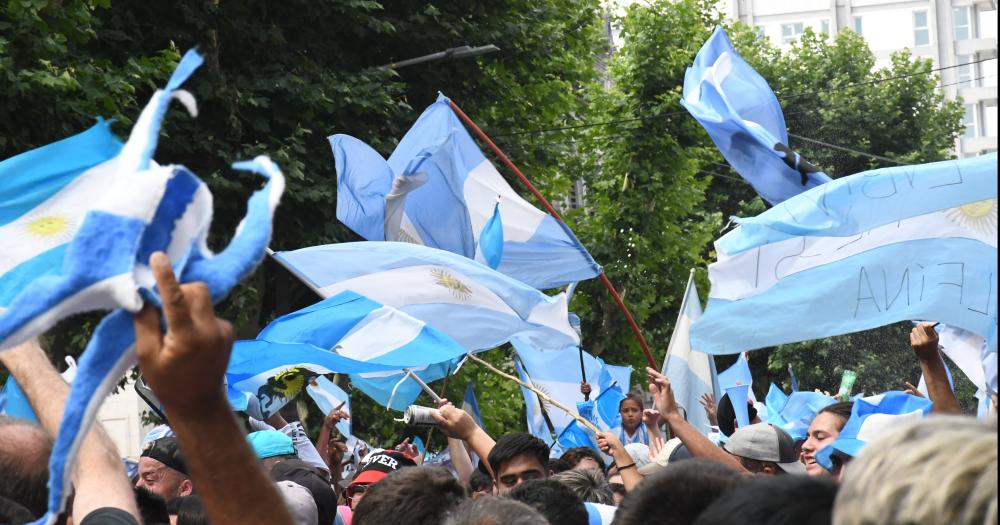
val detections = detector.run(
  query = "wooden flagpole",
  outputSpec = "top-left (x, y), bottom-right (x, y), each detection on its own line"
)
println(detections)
top-left (447, 100), bottom-right (657, 369)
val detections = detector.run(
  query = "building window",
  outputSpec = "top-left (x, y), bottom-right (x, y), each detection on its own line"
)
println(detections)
top-left (956, 54), bottom-right (975, 87)
top-left (963, 104), bottom-right (977, 138)
top-left (954, 7), bottom-right (972, 40)
top-left (853, 16), bottom-right (863, 36)
top-left (913, 11), bottom-right (930, 46)
top-left (781, 22), bottom-right (804, 43)
top-left (755, 25), bottom-right (766, 40)
top-left (821, 19), bottom-right (831, 36)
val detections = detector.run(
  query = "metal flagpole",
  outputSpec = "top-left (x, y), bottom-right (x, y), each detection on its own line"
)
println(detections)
top-left (447, 100), bottom-right (657, 369)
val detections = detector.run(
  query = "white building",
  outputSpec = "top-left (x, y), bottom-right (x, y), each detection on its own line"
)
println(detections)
top-left (723, 0), bottom-right (998, 156)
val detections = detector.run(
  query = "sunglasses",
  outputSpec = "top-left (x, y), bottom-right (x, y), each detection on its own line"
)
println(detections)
top-left (345, 483), bottom-right (369, 499)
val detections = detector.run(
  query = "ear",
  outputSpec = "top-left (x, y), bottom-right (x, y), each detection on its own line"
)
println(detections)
top-left (179, 478), bottom-right (194, 497)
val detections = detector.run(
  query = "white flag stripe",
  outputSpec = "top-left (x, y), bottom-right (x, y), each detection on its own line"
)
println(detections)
top-left (710, 205), bottom-right (997, 301)
top-left (336, 306), bottom-right (427, 362)
top-left (464, 159), bottom-right (546, 243)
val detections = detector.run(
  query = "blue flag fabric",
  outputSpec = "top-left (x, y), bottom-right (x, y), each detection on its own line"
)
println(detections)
top-left (694, 154), bottom-right (998, 355)
top-left (463, 381), bottom-right (485, 429)
top-left (0, 376), bottom-right (37, 423)
top-left (557, 419), bottom-right (602, 454)
top-left (764, 384), bottom-right (836, 441)
top-left (232, 290), bottom-right (468, 412)
top-left (330, 94), bottom-right (601, 289)
top-left (815, 391), bottom-right (932, 470)
top-left (718, 354), bottom-right (754, 427)
top-left (475, 203), bottom-right (504, 270)
top-left (271, 241), bottom-right (580, 352)
top-left (682, 26), bottom-right (831, 205)
top-left (0, 50), bottom-right (286, 525)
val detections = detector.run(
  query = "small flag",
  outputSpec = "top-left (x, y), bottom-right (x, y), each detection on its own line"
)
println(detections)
top-left (462, 382), bottom-right (485, 429)
top-left (816, 391), bottom-right (932, 470)
top-left (306, 376), bottom-right (352, 439)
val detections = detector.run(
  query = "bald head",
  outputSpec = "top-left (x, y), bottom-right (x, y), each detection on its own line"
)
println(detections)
top-left (0, 416), bottom-right (52, 517)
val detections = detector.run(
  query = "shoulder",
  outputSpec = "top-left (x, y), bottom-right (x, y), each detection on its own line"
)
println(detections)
top-left (78, 508), bottom-right (140, 525)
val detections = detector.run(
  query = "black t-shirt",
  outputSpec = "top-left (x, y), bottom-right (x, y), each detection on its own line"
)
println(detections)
top-left (79, 508), bottom-right (140, 525)
top-left (271, 458), bottom-right (337, 525)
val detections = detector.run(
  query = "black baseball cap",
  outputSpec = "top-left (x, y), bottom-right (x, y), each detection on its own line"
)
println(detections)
top-left (141, 437), bottom-right (188, 475)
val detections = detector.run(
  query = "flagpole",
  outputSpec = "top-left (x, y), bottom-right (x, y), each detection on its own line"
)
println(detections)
top-left (466, 353), bottom-right (600, 433)
top-left (266, 247), bottom-right (443, 402)
top-left (447, 100), bottom-right (657, 370)
top-left (578, 348), bottom-right (589, 401)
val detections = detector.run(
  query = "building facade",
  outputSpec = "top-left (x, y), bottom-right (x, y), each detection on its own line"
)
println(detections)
top-left (722, 0), bottom-right (998, 156)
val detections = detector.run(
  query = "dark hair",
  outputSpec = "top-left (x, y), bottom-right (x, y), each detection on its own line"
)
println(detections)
top-left (0, 416), bottom-right (52, 517)
top-left (693, 474), bottom-right (838, 525)
top-left (508, 479), bottom-right (588, 525)
top-left (550, 447), bottom-right (606, 474)
top-left (613, 459), bottom-right (745, 525)
top-left (0, 495), bottom-right (34, 525)
top-left (175, 495), bottom-right (210, 525)
top-left (619, 393), bottom-right (644, 411)
top-left (134, 487), bottom-right (170, 525)
top-left (487, 433), bottom-right (549, 479)
top-left (818, 401), bottom-right (854, 429)
top-left (353, 467), bottom-right (466, 525)
top-left (444, 497), bottom-right (548, 525)
top-left (469, 469), bottom-right (493, 494)
top-left (717, 393), bottom-right (758, 437)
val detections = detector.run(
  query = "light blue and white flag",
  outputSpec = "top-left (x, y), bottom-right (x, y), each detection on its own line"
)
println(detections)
top-left (515, 356), bottom-right (557, 445)
top-left (306, 376), bottom-right (353, 439)
top-left (232, 290), bottom-right (468, 412)
top-left (1, 50), bottom-right (286, 525)
top-left (661, 271), bottom-right (721, 434)
top-left (462, 381), bottom-right (485, 429)
top-left (764, 384), bottom-right (835, 441)
top-left (330, 94), bottom-right (601, 289)
top-left (682, 26), bottom-right (831, 205)
top-left (0, 120), bottom-right (124, 308)
top-left (512, 336), bottom-right (626, 436)
top-left (692, 154), bottom-right (998, 355)
top-left (271, 241), bottom-right (580, 351)
top-left (815, 391), bottom-right (932, 470)
top-left (718, 353), bottom-right (754, 427)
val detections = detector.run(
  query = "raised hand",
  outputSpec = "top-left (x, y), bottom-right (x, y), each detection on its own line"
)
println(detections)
top-left (910, 322), bottom-right (940, 360)
top-left (699, 393), bottom-right (718, 426)
top-left (430, 400), bottom-right (477, 441)
top-left (646, 367), bottom-right (680, 419)
top-left (642, 409), bottom-right (661, 428)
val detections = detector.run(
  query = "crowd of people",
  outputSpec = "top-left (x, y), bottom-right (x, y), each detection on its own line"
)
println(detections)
top-left (0, 253), bottom-right (996, 525)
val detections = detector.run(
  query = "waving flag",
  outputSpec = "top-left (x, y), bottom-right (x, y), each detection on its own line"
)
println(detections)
top-left (306, 377), bottom-right (353, 439)
top-left (718, 353), bottom-right (754, 427)
top-left (1, 50), bottom-right (286, 524)
top-left (0, 120), bottom-right (123, 307)
top-left (815, 391), bottom-right (932, 470)
top-left (330, 94), bottom-right (601, 289)
top-left (515, 357), bottom-right (557, 445)
top-left (271, 241), bottom-right (579, 351)
top-left (662, 272), bottom-right (721, 434)
top-left (764, 384), bottom-right (835, 441)
top-left (462, 381), bottom-right (485, 429)
top-left (232, 290), bottom-right (468, 411)
top-left (682, 26), bottom-right (831, 205)
top-left (693, 154), bottom-right (998, 355)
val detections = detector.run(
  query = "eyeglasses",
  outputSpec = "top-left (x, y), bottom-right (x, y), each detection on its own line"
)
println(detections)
top-left (345, 484), bottom-right (369, 500)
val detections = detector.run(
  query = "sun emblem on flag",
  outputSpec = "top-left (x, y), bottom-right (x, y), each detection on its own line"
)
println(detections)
top-left (396, 229), bottom-right (422, 245)
top-left (945, 198), bottom-right (997, 236)
top-left (24, 215), bottom-right (74, 241)
top-left (532, 382), bottom-right (554, 410)
top-left (431, 268), bottom-right (473, 301)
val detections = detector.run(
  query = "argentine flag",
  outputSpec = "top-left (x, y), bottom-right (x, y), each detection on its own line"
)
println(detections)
top-left (661, 271), bottom-right (721, 435)
top-left (2, 50), bottom-right (286, 525)
top-left (271, 241), bottom-right (580, 351)
top-left (692, 154), bottom-right (998, 355)
top-left (764, 384), bottom-right (835, 441)
top-left (331, 93), bottom-right (601, 290)
top-left (307, 376), bottom-right (353, 439)
top-left (682, 26), bottom-right (831, 205)
top-left (232, 290), bottom-right (467, 411)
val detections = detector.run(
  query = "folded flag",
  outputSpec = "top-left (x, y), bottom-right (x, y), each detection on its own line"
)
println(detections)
top-left (693, 154), bottom-right (998, 355)
top-left (462, 381), bottom-right (485, 429)
top-left (682, 26), bottom-right (831, 205)
top-left (661, 271), bottom-right (721, 434)
top-left (816, 391), bottom-right (932, 470)
top-left (330, 94), bottom-right (601, 289)
top-left (231, 290), bottom-right (467, 412)
top-left (306, 376), bottom-right (353, 439)
top-left (2, 50), bottom-right (286, 524)
top-left (271, 241), bottom-right (580, 351)
top-left (936, 324), bottom-right (989, 392)
top-left (764, 384), bottom-right (835, 441)
top-left (718, 353), bottom-right (754, 427)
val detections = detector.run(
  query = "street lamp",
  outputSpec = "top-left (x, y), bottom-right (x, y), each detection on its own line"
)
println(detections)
top-left (376, 44), bottom-right (500, 70)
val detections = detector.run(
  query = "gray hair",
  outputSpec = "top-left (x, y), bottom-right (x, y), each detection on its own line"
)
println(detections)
top-left (551, 467), bottom-right (615, 505)
top-left (444, 497), bottom-right (548, 525)
top-left (834, 415), bottom-right (997, 525)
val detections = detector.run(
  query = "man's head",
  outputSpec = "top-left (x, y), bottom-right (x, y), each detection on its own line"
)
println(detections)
top-left (717, 393), bottom-right (761, 437)
top-left (613, 459), bottom-right (744, 525)
top-left (693, 474), bottom-right (838, 525)
top-left (723, 423), bottom-right (804, 475)
top-left (468, 470), bottom-right (493, 498)
top-left (0, 416), bottom-right (51, 518)
top-left (352, 467), bottom-right (465, 525)
top-left (136, 436), bottom-right (193, 502)
top-left (247, 429), bottom-right (297, 471)
top-left (550, 446), bottom-right (606, 473)
top-left (800, 401), bottom-right (853, 476)
top-left (508, 479), bottom-right (588, 525)
top-left (551, 468), bottom-right (614, 505)
top-left (347, 449), bottom-right (417, 509)
top-left (486, 433), bottom-right (549, 494)
top-left (444, 496), bottom-right (548, 525)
